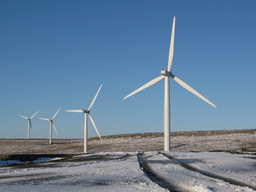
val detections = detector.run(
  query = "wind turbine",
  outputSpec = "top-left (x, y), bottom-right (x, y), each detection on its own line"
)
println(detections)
top-left (66, 84), bottom-right (102, 153)
top-left (39, 108), bottom-right (61, 144)
top-left (19, 111), bottom-right (39, 139)
top-left (123, 16), bottom-right (216, 152)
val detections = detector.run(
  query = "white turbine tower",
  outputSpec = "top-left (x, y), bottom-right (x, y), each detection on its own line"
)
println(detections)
top-left (66, 84), bottom-right (102, 153)
top-left (123, 16), bottom-right (216, 152)
top-left (39, 108), bottom-right (61, 145)
top-left (19, 111), bottom-right (39, 139)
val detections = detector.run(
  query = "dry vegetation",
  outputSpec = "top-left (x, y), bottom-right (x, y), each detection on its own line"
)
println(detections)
top-left (1, 129), bottom-right (255, 160)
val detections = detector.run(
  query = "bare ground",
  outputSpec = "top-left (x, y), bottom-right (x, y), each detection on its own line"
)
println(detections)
top-left (1, 129), bottom-right (255, 160)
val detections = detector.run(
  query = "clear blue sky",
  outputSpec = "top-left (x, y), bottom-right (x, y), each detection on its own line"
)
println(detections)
top-left (1, 0), bottom-right (256, 139)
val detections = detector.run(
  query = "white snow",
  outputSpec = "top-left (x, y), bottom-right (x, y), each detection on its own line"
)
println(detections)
top-left (142, 152), bottom-right (256, 192)
top-left (169, 151), bottom-right (256, 190)
top-left (0, 151), bottom-right (255, 191)
top-left (0, 153), bottom-right (166, 192)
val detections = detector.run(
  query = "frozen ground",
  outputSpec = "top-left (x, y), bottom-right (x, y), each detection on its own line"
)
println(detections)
top-left (0, 152), bottom-right (255, 191)
top-left (0, 129), bottom-right (256, 191)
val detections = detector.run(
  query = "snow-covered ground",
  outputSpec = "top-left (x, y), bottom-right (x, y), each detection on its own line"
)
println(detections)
top-left (0, 153), bottom-right (166, 192)
top-left (141, 151), bottom-right (256, 191)
top-left (0, 152), bottom-right (255, 191)
top-left (0, 130), bottom-right (256, 191)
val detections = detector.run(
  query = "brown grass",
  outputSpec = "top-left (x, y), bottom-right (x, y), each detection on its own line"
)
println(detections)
top-left (0, 129), bottom-right (255, 159)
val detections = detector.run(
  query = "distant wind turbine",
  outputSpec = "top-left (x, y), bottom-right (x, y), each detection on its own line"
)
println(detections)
top-left (123, 16), bottom-right (216, 152)
top-left (19, 111), bottom-right (39, 139)
top-left (66, 84), bottom-right (102, 153)
top-left (39, 108), bottom-right (61, 144)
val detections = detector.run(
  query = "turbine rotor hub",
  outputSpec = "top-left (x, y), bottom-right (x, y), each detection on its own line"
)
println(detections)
top-left (161, 69), bottom-right (171, 76)
top-left (161, 69), bottom-right (175, 78)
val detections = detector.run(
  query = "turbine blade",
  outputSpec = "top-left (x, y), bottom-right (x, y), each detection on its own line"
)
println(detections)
top-left (30, 111), bottom-right (39, 119)
top-left (88, 84), bottom-right (103, 111)
top-left (29, 120), bottom-right (32, 130)
top-left (123, 75), bottom-right (165, 100)
top-left (168, 16), bottom-right (176, 72)
top-left (52, 123), bottom-right (58, 135)
top-left (20, 115), bottom-right (29, 120)
top-left (173, 75), bottom-right (217, 108)
top-left (39, 118), bottom-right (50, 121)
top-left (52, 108), bottom-right (61, 120)
top-left (29, 120), bottom-right (33, 133)
top-left (66, 110), bottom-right (84, 113)
top-left (89, 114), bottom-right (101, 139)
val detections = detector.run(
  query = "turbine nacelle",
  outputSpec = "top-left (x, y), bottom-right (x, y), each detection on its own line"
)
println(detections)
top-left (161, 69), bottom-right (176, 79)
top-left (83, 110), bottom-right (90, 114)
top-left (161, 69), bottom-right (170, 76)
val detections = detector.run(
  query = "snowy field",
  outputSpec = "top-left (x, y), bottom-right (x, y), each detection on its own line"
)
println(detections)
top-left (0, 129), bottom-right (256, 191)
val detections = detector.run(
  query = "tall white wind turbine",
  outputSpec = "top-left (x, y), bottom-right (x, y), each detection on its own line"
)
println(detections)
top-left (123, 16), bottom-right (216, 152)
top-left (19, 111), bottom-right (39, 139)
top-left (39, 108), bottom-right (61, 144)
top-left (66, 84), bottom-right (102, 153)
